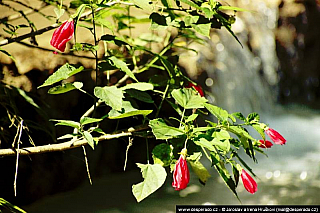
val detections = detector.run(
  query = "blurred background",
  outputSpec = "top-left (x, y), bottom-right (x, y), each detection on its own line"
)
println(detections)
top-left (0, 0), bottom-right (320, 212)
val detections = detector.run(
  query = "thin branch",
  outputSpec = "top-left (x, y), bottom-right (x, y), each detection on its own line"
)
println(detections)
top-left (0, 124), bottom-right (148, 157)
top-left (82, 145), bottom-right (92, 185)
top-left (14, 120), bottom-right (23, 197)
top-left (0, 1), bottom-right (132, 47)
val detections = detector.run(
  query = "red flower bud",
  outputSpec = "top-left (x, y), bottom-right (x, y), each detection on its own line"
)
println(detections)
top-left (185, 82), bottom-right (204, 97)
top-left (258, 139), bottom-right (273, 148)
top-left (265, 127), bottom-right (286, 145)
top-left (172, 151), bottom-right (190, 190)
top-left (241, 169), bottom-right (257, 194)
top-left (50, 20), bottom-right (74, 52)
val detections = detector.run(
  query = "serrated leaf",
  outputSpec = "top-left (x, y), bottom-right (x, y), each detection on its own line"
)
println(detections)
top-left (121, 82), bottom-right (154, 91)
top-left (108, 56), bottom-right (138, 82)
top-left (149, 118), bottom-right (184, 140)
top-left (132, 163), bottom-right (167, 202)
top-left (38, 64), bottom-right (84, 88)
top-left (189, 160), bottom-right (211, 184)
top-left (171, 88), bottom-right (207, 109)
top-left (83, 131), bottom-right (95, 150)
top-left (247, 112), bottom-right (260, 123)
top-left (204, 103), bottom-right (229, 122)
top-left (80, 117), bottom-right (103, 125)
top-left (51, 119), bottom-right (80, 129)
top-left (152, 143), bottom-right (173, 167)
top-left (211, 138), bottom-right (230, 152)
top-left (192, 23), bottom-right (211, 38)
top-left (194, 137), bottom-right (215, 152)
top-left (94, 86), bottom-right (124, 111)
top-left (232, 112), bottom-right (246, 121)
top-left (108, 100), bottom-right (152, 119)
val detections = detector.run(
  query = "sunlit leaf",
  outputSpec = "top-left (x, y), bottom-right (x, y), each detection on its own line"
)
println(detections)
top-left (108, 56), bottom-right (138, 82)
top-left (204, 103), bottom-right (229, 122)
top-left (121, 82), bottom-right (154, 91)
top-left (80, 117), bottom-right (103, 125)
top-left (132, 163), bottom-right (167, 202)
top-left (94, 86), bottom-right (124, 111)
top-left (149, 118), bottom-right (184, 140)
top-left (38, 64), bottom-right (84, 88)
top-left (83, 131), bottom-right (95, 150)
top-left (189, 160), bottom-right (211, 184)
top-left (50, 119), bottom-right (80, 129)
top-left (171, 88), bottom-right (207, 109)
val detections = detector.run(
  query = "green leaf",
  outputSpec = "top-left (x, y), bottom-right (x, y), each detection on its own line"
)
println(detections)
top-left (80, 117), bottom-right (103, 125)
top-left (108, 56), bottom-right (138, 82)
top-left (48, 82), bottom-right (82, 94)
top-left (83, 131), bottom-right (95, 150)
top-left (218, 5), bottom-right (251, 12)
top-left (132, 0), bottom-right (153, 11)
top-left (94, 86), bottom-right (124, 111)
top-left (232, 112), bottom-right (246, 122)
top-left (204, 103), bottom-right (229, 122)
top-left (194, 137), bottom-right (215, 152)
top-left (252, 124), bottom-right (265, 141)
top-left (149, 118), bottom-right (184, 140)
top-left (152, 143), bottom-right (173, 167)
top-left (171, 88), bottom-right (207, 109)
top-left (126, 90), bottom-right (154, 103)
top-left (211, 138), bottom-right (230, 152)
top-left (178, 0), bottom-right (201, 10)
top-left (38, 64), bottom-right (84, 88)
top-left (192, 23), bottom-right (211, 38)
top-left (100, 34), bottom-right (128, 46)
top-left (189, 160), bottom-right (211, 184)
top-left (132, 163), bottom-right (167, 202)
top-left (121, 82), bottom-right (154, 91)
top-left (212, 130), bottom-right (230, 140)
top-left (227, 126), bottom-right (255, 141)
top-left (0, 47), bottom-right (16, 62)
top-left (185, 114), bottom-right (198, 123)
top-left (247, 112), bottom-right (260, 123)
top-left (192, 126), bottom-right (215, 133)
top-left (54, 8), bottom-right (65, 19)
top-left (108, 100), bottom-right (152, 119)
top-left (50, 119), bottom-right (80, 129)
top-left (16, 88), bottom-right (39, 108)
top-left (0, 198), bottom-right (26, 213)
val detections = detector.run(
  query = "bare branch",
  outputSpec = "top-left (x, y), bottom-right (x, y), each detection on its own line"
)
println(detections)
top-left (0, 124), bottom-right (149, 157)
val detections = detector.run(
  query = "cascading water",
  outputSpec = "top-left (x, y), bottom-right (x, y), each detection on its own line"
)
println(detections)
top-left (197, 0), bottom-right (280, 115)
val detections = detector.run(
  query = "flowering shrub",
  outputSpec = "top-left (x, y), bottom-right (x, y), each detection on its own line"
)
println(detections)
top-left (0, 0), bottom-right (287, 204)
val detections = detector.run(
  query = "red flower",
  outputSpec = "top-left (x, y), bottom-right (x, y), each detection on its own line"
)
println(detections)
top-left (186, 82), bottom-right (204, 97)
top-left (265, 127), bottom-right (286, 145)
top-left (50, 20), bottom-right (74, 52)
top-left (172, 149), bottom-right (190, 190)
top-left (241, 169), bottom-right (257, 194)
top-left (258, 139), bottom-right (273, 148)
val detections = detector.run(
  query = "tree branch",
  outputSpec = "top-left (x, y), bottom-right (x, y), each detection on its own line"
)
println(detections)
top-left (0, 124), bottom-right (149, 157)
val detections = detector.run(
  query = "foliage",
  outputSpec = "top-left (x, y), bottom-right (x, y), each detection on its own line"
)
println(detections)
top-left (0, 0), bottom-right (285, 204)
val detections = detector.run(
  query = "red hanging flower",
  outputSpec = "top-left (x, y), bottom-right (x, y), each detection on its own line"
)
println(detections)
top-left (172, 149), bottom-right (190, 190)
top-left (258, 139), bottom-right (273, 148)
top-left (241, 169), bottom-right (257, 194)
top-left (185, 82), bottom-right (204, 97)
top-left (50, 19), bottom-right (74, 52)
top-left (265, 127), bottom-right (286, 145)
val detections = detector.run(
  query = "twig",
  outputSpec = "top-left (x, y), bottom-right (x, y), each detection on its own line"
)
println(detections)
top-left (82, 146), bottom-right (92, 185)
top-left (14, 120), bottom-right (24, 197)
top-left (123, 137), bottom-right (133, 171)
top-left (0, 124), bottom-right (149, 157)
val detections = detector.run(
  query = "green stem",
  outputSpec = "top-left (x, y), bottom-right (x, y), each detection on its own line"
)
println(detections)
top-left (155, 83), bottom-right (169, 118)
top-left (91, 2), bottom-right (99, 116)
top-left (146, 138), bottom-right (149, 164)
top-left (201, 146), bottom-right (212, 164)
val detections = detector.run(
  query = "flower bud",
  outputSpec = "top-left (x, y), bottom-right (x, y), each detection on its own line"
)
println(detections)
top-left (50, 20), bottom-right (74, 52)
top-left (185, 82), bottom-right (204, 97)
top-left (265, 127), bottom-right (286, 145)
top-left (172, 149), bottom-right (190, 190)
top-left (258, 139), bottom-right (273, 148)
top-left (241, 169), bottom-right (257, 194)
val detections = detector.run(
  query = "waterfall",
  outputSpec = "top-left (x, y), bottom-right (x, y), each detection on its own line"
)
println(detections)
top-left (195, 1), bottom-right (281, 115)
